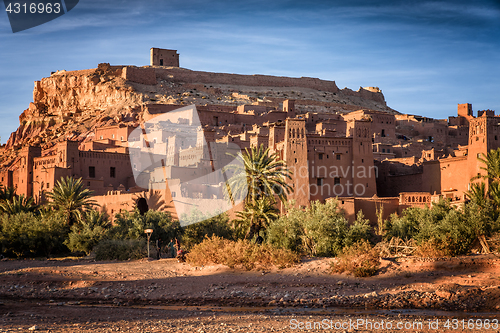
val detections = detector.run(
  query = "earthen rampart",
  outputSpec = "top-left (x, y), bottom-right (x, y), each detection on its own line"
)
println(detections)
top-left (122, 66), bottom-right (156, 85)
top-left (154, 68), bottom-right (342, 94)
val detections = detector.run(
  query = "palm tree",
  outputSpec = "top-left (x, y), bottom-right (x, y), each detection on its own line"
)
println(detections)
top-left (236, 196), bottom-right (280, 239)
top-left (472, 148), bottom-right (500, 184)
top-left (46, 176), bottom-right (97, 225)
top-left (0, 194), bottom-right (37, 215)
top-left (470, 148), bottom-right (500, 209)
top-left (465, 182), bottom-right (488, 207)
top-left (224, 144), bottom-right (293, 206)
top-left (0, 185), bottom-right (16, 203)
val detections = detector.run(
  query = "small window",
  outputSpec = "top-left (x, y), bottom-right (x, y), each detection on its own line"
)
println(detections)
top-left (387, 149), bottom-right (390, 153)
top-left (336, 154), bottom-right (341, 160)
top-left (87, 181), bottom-right (91, 186)
top-left (172, 192), bottom-right (176, 197)
top-left (112, 134), bottom-right (115, 139)
top-left (100, 136), bottom-right (103, 140)
top-left (319, 153), bottom-right (323, 160)
top-left (334, 177), bottom-right (341, 185)
top-left (381, 129), bottom-right (385, 137)
top-left (121, 136), bottom-right (124, 141)
top-left (47, 183), bottom-right (50, 189)
top-left (382, 148), bottom-right (386, 153)
top-left (89, 166), bottom-right (96, 178)
top-left (317, 178), bottom-right (323, 186)
top-left (110, 167), bottom-right (116, 178)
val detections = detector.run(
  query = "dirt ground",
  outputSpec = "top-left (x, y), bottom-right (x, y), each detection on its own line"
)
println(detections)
top-left (1, 254), bottom-right (500, 332)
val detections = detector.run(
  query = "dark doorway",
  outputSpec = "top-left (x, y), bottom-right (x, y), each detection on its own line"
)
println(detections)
top-left (159, 59), bottom-right (163, 66)
top-left (89, 166), bottom-right (95, 178)
top-left (137, 197), bottom-right (149, 215)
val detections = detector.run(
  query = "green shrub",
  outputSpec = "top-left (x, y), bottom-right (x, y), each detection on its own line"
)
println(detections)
top-left (332, 240), bottom-right (380, 277)
top-left (345, 211), bottom-right (373, 248)
top-left (94, 239), bottom-right (147, 260)
top-left (187, 235), bottom-right (300, 270)
top-left (65, 209), bottom-right (111, 255)
top-left (181, 211), bottom-right (233, 250)
top-left (267, 200), bottom-right (372, 256)
top-left (384, 199), bottom-right (494, 256)
top-left (265, 207), bottom-right (304, 253)
top-left (0, 211), bottom-right (70, 257)
top-left (109, 209), bottom-right (183, 243)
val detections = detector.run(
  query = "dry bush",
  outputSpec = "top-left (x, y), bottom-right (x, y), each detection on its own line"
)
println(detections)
top-left (487, 232), bottom-right (500, 253)
top-left (186, 235), bottom-right (300, 270)
top-left (414, 239), bottom-right (449, 258)
top-left (332, 240), bottom-right (380, 277)
top-left (376, 237), bottom-right (417, 257)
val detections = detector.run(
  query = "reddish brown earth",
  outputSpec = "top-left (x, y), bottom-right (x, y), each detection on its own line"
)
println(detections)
top-left (1, 255), bottom-right (499, 332)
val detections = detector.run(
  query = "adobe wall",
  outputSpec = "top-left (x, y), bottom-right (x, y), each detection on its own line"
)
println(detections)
top-left (434, 157), bottom-right (468, 198)
top-left (458, 103), bottom-right (473, 117)
top-left (33, 166), bottom-right (71, 202)
top-left (0, 170), bottom-right (13, 189)
top-left (354, 197), bottom-right (400, 225)
top-left (399, 192), bottom-right (431, 207)
top-left (237, 105), bottom-right (267, 115)
top-left (93, 189), bottom-right (178, 221)
top-left (155, 68), bottom-right (342, 93)
top-left (122, 66), bottom-right (156, 85)
top-left (447, 126), bottom-right (469, 147)
top-left (336, 197), bottom-right (399, 224)
top-left (95, 125), bottom-right (135, 142)
top-left (377, 172), bottom-right (423, 197)
top-left (342, 110), bottom-right (396, 142)
top-left (77, 150), bottom-right (134, 192)
top-left (306, 127), bottom-right (376, 200)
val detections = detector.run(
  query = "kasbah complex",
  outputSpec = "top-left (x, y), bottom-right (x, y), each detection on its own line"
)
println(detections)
top-left (0, 48), bottom-right (497, 224)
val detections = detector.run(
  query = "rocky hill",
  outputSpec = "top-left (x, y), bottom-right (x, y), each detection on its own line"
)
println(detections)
top-left (0, 63), bottom-right (397, 168)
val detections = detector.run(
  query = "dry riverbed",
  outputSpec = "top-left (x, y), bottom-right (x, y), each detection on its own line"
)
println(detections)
top-left (1, 255), bottom-right (499, 332)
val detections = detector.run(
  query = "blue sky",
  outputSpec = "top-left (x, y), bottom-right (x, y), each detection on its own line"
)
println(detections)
top-left (1, 0), bottom-right (499, 144)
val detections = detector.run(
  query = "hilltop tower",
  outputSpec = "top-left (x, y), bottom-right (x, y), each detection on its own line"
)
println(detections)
top-left (150, 48), bottom-right (179, 67)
